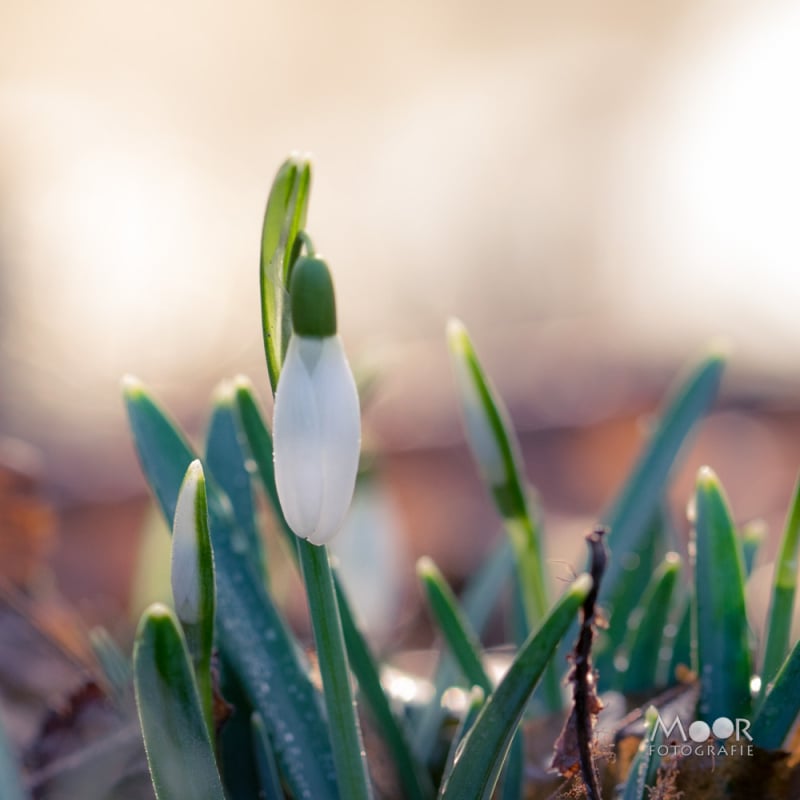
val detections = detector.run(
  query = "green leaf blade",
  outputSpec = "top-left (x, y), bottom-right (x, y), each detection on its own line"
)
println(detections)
top-left (601, 349), bottom-right (725, 613)
top-left (693, 467), bottom-right (752, 722)
top-left (751, 639), bottom-right (800, 749)
top-left (417, 557), bottom-right (492, 694)
top-left (124, 381), bottom-right (340, 799)
top-left (620, 552), bottom-right (682, 694)
top-left (260, 157), bottom-right (312, 390)
top-left (760, 473), bottom-right (800, 704)
top-left (439, 574), bottom-right (591, 800)
top-left (133, 604), bottom-right (225, 800)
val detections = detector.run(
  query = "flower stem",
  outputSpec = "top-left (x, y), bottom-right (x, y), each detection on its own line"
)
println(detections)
top-left (298, 540), bottom-right (373, 800)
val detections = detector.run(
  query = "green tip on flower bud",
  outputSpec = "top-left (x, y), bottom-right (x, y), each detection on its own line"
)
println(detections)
top-left (289, 256), bottom-right (337, 338)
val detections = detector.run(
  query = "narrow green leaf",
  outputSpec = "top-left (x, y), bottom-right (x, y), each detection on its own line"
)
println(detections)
top-left (335, 579), bottom-right (434, 800)
top-left (446, 320), bottom-right (559, 710)
top-left (741, 519), bottom-right (766, 579)
top-left (499, 730), bottom-right (524, 800)
top-left (619, 553), bottom-right (682, 694)
top-left (760, 473), bottom-right (800, 705)
top-left (218, 656), bottom-right (263, 800)
top-left (234, 378), bottom-right (432, 800)
top-left (693, 467), bottom-right (751, 722)
top-left (89, 626), bottom-right (132, 703)
top-left (133, 604), bottom-right (225, 800)
top-left (260, 156), bottom-right (312, 391)
top-left (298, 541), bottom-right (373, 800)
top-left (751, 638), bottom-right (800, 749)
top-left (0, 712), bottom-right (27, 800)
top-left (413, 539), bottom-right (514, 763)
top-left (439, 687), bottom-right (485, 788)
top-left (123, 380), bottom-right (339, 799)
top-left (594, 509), bottom-right (666, 685)
top-left (252, 713), bottom-right (286, 800)
top-left (170, 460), bottom-right (215, 735)
top-left (668, 598), bottom-right (694, 681)
top-left (622, 706), bottom-right (663, 800)
top-left (205, 383), bottom-right (266, 583)
top-left (439, 575), bottom-right (591, 800)
top-left (417, 557), bottom-right (492, 694)
top-left (601, 349), bottom-right (725, 612)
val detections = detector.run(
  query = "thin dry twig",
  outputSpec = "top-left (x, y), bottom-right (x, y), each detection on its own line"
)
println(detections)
top-left (552, 526), bottom-right (608, 800)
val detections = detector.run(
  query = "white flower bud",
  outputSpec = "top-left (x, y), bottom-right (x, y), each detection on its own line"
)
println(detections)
top-left (171, 459), bottom-right (206, 624)
top-left (273, 334), bottom-right (361, 545)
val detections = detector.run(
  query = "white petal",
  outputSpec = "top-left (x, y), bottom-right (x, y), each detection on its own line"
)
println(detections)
top-left (273, 336), bottom-right (324, 537)
top-left (171, 459), bottom-right (204, 623)
top-left (309, 336), bottom-right (361, 545)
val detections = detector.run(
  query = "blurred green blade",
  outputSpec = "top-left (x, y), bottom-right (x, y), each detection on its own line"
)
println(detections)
top-left (622, 706), bottom-right (663, 800)
top-left (234, 378), bottom-right (432, 800)
top-left (601, 349), bottom-right (725, 609)
top-left (439, 687), bottom-right (485, 788)
top-left (89, 626), bottom-right (132, 702)
top-left (414, 538), bottom-right (514, 763)
top-left (594, 509), bottom-right (666, 685)
top-left (751, 638), bottom-right (800, 749)
top-left (619, 553), bottom-right (682, 694)
top-left (260, 156), bottom-right (312, 390)
top-left (205, 385), bottom-right (266, 582)
top-left (124, 380), bottom-right (339, 799)
top-left (499, 731), bottom-right (524, 800)
top-left (133, 604), bottom-right (225, 800)
top-left (252, 713), bottom-right (286, 800)
top-left (218, 657), bottom-right (262, 800)
top-left (0, 713), bottom-right (27, 800)
top-left (417, 557), bottom-right (492, 694)
top-left (335, 579), bottom-right (434, 800)
top-left (759, 473), bottom-right (800, 705)
top-left (668, 597), bottom-right (694, 681)
top-left (439, 575), bottom-right (591, 800)
top-left (693, 468), bottom-right (751, 722)
top-left (741, 520), bottom-right (766, 579)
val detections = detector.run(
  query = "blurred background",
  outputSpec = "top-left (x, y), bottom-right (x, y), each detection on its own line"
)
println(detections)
top-left (2, 0), bottom-right (800, 759)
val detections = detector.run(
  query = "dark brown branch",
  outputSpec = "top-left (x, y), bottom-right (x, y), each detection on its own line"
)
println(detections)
top-left (552, 526), bottom-right (608, 800)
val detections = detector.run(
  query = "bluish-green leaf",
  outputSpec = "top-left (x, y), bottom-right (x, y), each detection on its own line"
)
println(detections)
top-left (417, 557), bottom-right (493, 694)
top-left (751, 638), bottom-right (800, 749)
top-left (89, 626), bottom-right (132, 705)
top-left (0, 711), bottom-right (27, 800)
top-left (619, 552), bottom-right (682, 694)
top-left (205, 383), bottom-right (266, 583)
top-left (693, 467), bottom-right (751, 722)
top-left (741, 520), bottom-right (765, 579)
top-left (759, 473), bottom-right (800, 706)
top-left (252, 713), bottom-right (286, 800)
top-left (668, 598), bottom-right (694, 681)
top-left (622, 706), bottom-right (663, 800)
top-left (413, 539), bottom-right (514, 763)
top-left (124, 379), bottom-right (339, 799)
top-left (439, 575), bottom-right (591, 800)
top-left (594, 509), bottom-right (666, 685)
top-left (133, 604), bottom-right (225, 800)
top-left (439, 687), bottom-right (485, 789)
top-left (601, 349), bottom-right (725, 615)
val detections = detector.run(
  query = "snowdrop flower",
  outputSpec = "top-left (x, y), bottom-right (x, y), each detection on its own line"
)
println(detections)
top-left (273, 256), bottom-right (361, 545)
